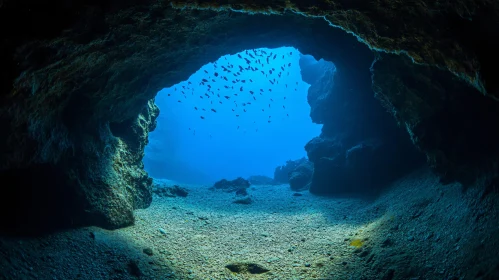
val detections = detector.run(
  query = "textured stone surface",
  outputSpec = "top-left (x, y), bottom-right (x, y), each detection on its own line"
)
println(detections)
top-left (301, 48), bottom-right (424, 195)
top-left (372, 54), bottom-right (499, 186)
top-left (288, 160), bottom-right (313, 191)
top-left (1, 1), bottom-right (499, 229)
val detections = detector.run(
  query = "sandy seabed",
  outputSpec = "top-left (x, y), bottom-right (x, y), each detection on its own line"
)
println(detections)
top-left (1, 168), bottom-right (498, 280)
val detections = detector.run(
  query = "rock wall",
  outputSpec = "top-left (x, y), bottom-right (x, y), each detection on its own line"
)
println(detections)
top-left (300, 54), bottom-right (424, 195)
top-left (1, 1), bottom-right (499, 230)
top-left (372, 54), bottom-right (499, 186)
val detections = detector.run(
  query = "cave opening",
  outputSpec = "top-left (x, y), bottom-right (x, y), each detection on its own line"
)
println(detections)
top-left (144, 47), bottom-right (327, 185)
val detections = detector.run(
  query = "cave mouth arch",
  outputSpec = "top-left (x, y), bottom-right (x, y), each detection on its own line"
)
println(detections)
top-left (0, 7), bottom-right (426, 234)
top-left (143, 46), bottom-right (327, 185)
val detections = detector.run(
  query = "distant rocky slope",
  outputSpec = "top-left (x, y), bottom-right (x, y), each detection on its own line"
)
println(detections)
top-left (1, 0), bottom-right (499, 230)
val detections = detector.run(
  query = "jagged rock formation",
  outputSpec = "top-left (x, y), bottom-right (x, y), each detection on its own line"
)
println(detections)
top-left (1, 1), bottom-right (499, 230)
top-left (301, 54), bottom-right (424, 195)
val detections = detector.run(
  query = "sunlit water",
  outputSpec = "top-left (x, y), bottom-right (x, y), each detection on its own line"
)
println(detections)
top-left (145, 47), bottom-right (322, 184)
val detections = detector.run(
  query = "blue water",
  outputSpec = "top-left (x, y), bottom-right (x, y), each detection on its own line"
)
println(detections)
top-left (144, 47), bottom-right (323, 184)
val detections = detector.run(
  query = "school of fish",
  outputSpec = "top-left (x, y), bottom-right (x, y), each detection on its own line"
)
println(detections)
top-left (167, 49), bottom-right (300, 130)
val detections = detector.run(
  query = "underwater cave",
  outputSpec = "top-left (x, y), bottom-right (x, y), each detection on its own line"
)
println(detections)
top-left (1, 1), bottom-right (499, 279)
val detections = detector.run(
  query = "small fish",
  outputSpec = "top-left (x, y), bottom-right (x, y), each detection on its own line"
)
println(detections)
top-left (214, 72), bottom-right (219, 77)
top-left (224, 96), bottom-right (230, 99)
top-left (211, 109), bottom-right (217, 113)
top-left (237, 126), bottom-right (240, 129)
top-left (236, 114), bottom-right (240, 117)
top-left (240, 87), bottom-right (243, 91)
top-left (202, 78), bottom-right (208, 82)
top-left (204, 70), bottom-right (208, 74)
top-left (200, 116), bottom-right (205, 119)
top-left (270, 98), bottom-right (274, 101)
top-left (194, 107), bottom-right (198, 110)
top-left (244, 109), bottom-right (247, 112)
top-left (283, 105), bottom-right (286, 109)
top-left (202, 108), bottom-right (206, 111)
top-left (168, 94), bottom-right (171, 96)
top-left (288, 63), bottom-right (291, 67)
top-left (253, 96), bottom-right (256, 100)
top-left (178, 100), bottom-right (181, 103)
top-left (219, 101), bottom-right (222, 104)
top-left (268, 120), bottom-right (271, 123)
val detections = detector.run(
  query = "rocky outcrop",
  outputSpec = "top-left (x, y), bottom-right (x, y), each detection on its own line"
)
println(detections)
top-left (152, 180), bottom-right (189, 198)
top-left (212, 177), bottom-right (251, 196)
top-left (289, 160), bottom-right (314, 191)
top-left (274, 158), bottom-right (310, 184)
top-left (1, 1), bottom-right (499, 230)
top-left (273, 158), bottom-right (313, 191)
top-left (302, 52), bottom-right (424, 195)
top-left (372, 54), bottom-right (499, 186)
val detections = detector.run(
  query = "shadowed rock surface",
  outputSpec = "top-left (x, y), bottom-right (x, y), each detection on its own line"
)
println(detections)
top-left (0, 0), bottom-right (499, 231)
top-left (288, 159), bottom-right (313, 191)
top-left (213, 177), bottom-right (251, 196)
top-left (274, 157), bottom-right (311, 184)
top-left (301, 53), bottom-right (424, 195)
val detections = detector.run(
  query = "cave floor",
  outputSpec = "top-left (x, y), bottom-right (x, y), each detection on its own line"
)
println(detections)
top-left (1, 169), bottom-right (498, 280)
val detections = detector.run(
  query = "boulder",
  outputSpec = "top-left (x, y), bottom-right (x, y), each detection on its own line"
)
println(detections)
top-left (153, 184), bottom-right (188, 198)
top-left (213, 177), bottom-right (250, 196)
top-left (274, 158), bottom-right (310, 184)
top-left (289, 160), bottom-right (314, 191)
